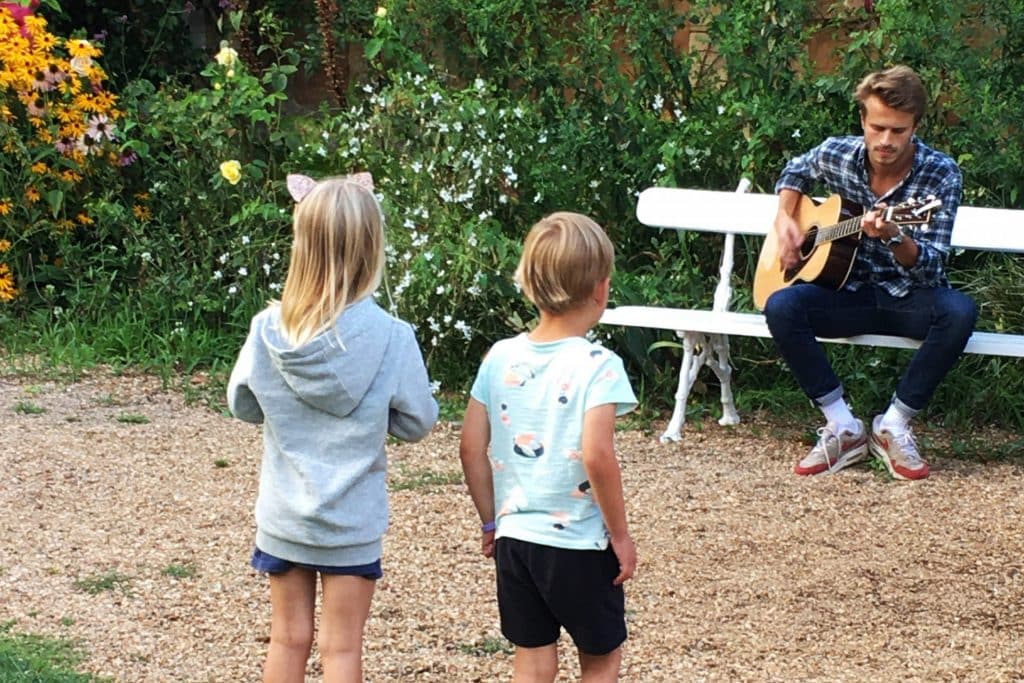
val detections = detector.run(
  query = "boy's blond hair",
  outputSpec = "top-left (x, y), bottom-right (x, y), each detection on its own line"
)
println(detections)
top-left (515, 211), bottom-right (614, 314)
top-left (279, 177), bottom-right (385, 346)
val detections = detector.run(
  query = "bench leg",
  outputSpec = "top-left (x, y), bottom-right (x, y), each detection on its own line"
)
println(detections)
top-left (661, 332), bottom-right (709, 443)
top-left (707, 333), bottom-right (740, 426)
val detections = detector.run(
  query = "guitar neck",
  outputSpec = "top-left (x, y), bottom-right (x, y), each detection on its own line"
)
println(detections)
top-left (814, 215), bottom-right (863, 246)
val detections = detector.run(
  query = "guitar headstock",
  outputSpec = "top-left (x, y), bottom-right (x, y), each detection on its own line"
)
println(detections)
top-left (882, 195), bottom-right (942, 230)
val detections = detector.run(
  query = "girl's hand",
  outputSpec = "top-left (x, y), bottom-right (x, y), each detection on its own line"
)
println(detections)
top-left (481, 530), bottom-right (496, 558)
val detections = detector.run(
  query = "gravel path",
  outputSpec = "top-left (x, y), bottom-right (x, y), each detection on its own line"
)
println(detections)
top-left (2, 372), bottom-right (1023, 682)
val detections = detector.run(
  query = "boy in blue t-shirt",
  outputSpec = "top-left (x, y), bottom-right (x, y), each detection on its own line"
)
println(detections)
top-left (460, 211), bottom-right (638, 681)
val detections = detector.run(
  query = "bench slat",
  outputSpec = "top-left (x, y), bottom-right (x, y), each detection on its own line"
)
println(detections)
top-left (636, 188), bottom-right (1024, 252)
top-left (600, 306), bottom-right (1024, 357)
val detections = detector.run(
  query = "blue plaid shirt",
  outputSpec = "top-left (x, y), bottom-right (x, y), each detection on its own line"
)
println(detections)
top-left (775, 135), bottom-right (962, 297)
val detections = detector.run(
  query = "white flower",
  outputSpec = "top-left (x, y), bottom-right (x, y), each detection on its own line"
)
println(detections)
top-left (474, 78), bottom-right (485, 90)
top-left (431, 92), bottom-right (442, 104)
top-left (213, 270), bottom-right (223, 280)
top-left (424, 251), bottom-right (434, 261)
top-left (316, 146), bottom-right (327, 157)
top-left (656, 163), bottom-right (667, 172)
top-left (589, 180), bottom-right (599, 188)
top-left (538, 133), bottom-right (547, 144)
top-left (272, 252), bottom-right (280, 261)
top-left (238, 267), bottom-right (248, 276)
top-left (219, 253), bottom-right (229, 264)
top-left (468, 233), bottom-right (478, 247)
top-left (454, 320), bottom-right (472, 340)
top-left (363, 83), bottom-right (374, 93)
top-left (652, 94), bottom-right (664, 112)
top-left (717, 105), bottom-right (726, 115)
top-left (513, 106), bottom-right (524, 118)
top-left (792, 129), bottom-right (802, 139)
top-left (241, 235), bottom-right (250, 245)
top-left (262, 263), bottom-right (271, 275)
top-left (410, 160), bottom-right (423, 173)
top-left (141, 252), bottom-right (152, 262)
top-left (429, 380), bottom-right (441, 394)
top-left (215, 44), bottom-right (239, 68)
top-left (443, 315), bottom-right (452, 324)
top-left (269, 282), bottom-right (282, 292)
top-left (228, 285), bottom-right (238, 295)
top-left (435, 285), bottom-right (445, 294)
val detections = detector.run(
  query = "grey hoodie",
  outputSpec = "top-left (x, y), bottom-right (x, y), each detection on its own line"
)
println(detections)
top-left (227, 297), bottom-right (438, 566)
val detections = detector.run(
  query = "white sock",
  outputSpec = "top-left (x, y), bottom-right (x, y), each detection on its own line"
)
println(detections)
top-left (879, 403), bottom-right (911, 434)
top-left (820, 398), bottom-right (858, 434)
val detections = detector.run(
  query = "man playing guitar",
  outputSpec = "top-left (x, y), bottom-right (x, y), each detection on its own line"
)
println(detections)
top-left (764, 65), bottom-right (977, 480)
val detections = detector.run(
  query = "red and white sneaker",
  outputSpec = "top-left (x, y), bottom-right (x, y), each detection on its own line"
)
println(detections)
top-left (794, 420), bottom-right (868, 476)
top-left (870, 415), bottom-right (930, 480)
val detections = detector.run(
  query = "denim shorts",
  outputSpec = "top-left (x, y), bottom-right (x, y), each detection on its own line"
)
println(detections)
top-left (250, 547), bottom-right (382, 579)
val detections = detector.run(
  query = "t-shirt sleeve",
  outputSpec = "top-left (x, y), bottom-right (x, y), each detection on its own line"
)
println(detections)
top-left (469, 346), bottom-right (494, 408)
top-left (584, 350), bottom-right (638, 416)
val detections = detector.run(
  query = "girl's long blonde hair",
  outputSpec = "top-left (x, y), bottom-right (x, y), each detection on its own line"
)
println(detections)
top-left (279, 176), bottom-right (385, 347)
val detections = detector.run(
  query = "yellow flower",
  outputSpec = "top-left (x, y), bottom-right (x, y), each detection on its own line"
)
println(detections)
top-left (215, 43), bottom-right (238, 68)
top-left (76, 213), bottom-right (94, 225)
top-left (60, 169), bottom-right (82, 183)
top-left (134, 192), bottom-right (150, 201)
top-left (0, 263), bottom-right (18, 302)
top-left (0, 201), bottom-right (11, 216)
top-left (0, 239), bottom-right (10, 252)
top-left (219, 159), bottom-right (242, 185)
top-left (25, 187), bottom-right (40, 203)
top-left (66, 39), bottom-right (101, 58)
top-left (376, 6), bottom-right (387, 17)
top-left (133, 204), bottom-right (152, 221)
top-left (31, 161), bottom-right (48, 174)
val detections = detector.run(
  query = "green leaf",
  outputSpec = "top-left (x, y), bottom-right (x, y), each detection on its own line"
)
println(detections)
top-left (46, 189), bottom-right (63, 218)
top-left (364, 38), bottom-right (384, 60)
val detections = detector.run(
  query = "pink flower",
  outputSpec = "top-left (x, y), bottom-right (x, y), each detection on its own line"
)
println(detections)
top-left (86, 114), bottom-right (114, 141)
top-left (55, 136), bottom-right (76, 155)
top-left (26, 96), bottom-right (46, 117)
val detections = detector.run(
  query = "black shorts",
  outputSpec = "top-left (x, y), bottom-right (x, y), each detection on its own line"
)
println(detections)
top-left (495, 537), bottom-right (626, 655)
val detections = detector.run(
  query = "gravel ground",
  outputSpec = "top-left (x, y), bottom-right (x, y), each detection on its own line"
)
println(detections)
top-left (2, 371), bottom-right (1024, 682)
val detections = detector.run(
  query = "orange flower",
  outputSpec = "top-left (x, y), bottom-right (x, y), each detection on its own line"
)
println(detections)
top-left (31, 161), bottom-right (48, 174)
top-left (76, 212), bottom-right (94, 225)
top-left (0, 239), bottom-right (11, 251)
top-left (25, 187), bottom-right (40, 203)
top-left (0, 201), bottom-right (12, 216)
top-left (133, 204), bottom-right (152, 221)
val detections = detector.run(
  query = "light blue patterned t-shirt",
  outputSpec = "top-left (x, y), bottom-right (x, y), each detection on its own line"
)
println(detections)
top-left (470, 333), bottom-right (637, 551)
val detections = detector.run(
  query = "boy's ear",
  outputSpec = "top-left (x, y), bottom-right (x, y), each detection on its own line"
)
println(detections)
top-left (593, 277), bottom-right (611, 305)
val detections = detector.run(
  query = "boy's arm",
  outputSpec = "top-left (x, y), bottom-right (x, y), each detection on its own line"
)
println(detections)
top-left (582, 403), bottom-right (636, 586)
top-left (459, 398), bottom-right (496, 558)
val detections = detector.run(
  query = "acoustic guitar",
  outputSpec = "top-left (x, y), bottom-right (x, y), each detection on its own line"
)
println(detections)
top-left (752, 194), bottom-right (941, 310)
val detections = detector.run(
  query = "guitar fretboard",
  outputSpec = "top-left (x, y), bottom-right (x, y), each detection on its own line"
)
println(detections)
top-left (814, 216), bottom-right (862, 246)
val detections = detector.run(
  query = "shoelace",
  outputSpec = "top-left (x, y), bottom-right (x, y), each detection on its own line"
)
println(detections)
top-left (892, 429), bottom-right (922, 464)
top-left (813, 427), bottom-right (840, 470)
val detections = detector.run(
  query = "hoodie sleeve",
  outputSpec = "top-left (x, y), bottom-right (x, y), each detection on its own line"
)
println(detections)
top-left (388, 323), bottom-right (439, 442)
top-left (227, 318), bottom-right (265, 424)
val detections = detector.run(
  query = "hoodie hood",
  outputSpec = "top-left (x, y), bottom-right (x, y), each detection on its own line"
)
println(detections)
top-left (261, 297), bottom-right (390, 417)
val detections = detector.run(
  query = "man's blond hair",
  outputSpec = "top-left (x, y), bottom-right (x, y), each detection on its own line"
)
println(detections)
top-left (515, 212), bottom-right (614, 314)
top-left (855, 64), bottom-right (927, 124)
top-left (279, 177), bottom-right (385, 346)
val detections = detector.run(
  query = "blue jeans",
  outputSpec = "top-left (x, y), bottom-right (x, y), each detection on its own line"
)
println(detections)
top-left (764, 283), bottom-right (977, 414)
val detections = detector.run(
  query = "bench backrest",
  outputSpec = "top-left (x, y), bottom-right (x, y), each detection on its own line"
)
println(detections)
top-left (636, 188), bottom-right (1024, 253)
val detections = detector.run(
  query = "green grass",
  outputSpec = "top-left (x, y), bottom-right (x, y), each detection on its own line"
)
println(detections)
top-left (71, 572), bottom-right (132, 597)
top-left (13, 401), bottom-right (45, 415)
top-left (161, 563), bottom-right (197, 580)
top-left (391, 466), bottom-right (463, 491)
top-left (457, 637), bottom-right (514, 657)
top-left (212, 458), bottom-right (230, 468)
top-left (0, 621), bottom-right (106, 682)
top-left (114, 413), bottom-right (149, 424)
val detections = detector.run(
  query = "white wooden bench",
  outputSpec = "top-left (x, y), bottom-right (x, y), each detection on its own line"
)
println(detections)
top-left (601, 180), bottom-right (1024, 442)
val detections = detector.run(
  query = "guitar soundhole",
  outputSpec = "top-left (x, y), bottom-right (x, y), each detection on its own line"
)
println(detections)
top-left (799, 226), bottom-right (818, 259)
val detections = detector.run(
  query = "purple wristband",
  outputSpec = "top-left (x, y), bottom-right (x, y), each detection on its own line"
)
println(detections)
top-left (481, 521), bottom-right (496, 533)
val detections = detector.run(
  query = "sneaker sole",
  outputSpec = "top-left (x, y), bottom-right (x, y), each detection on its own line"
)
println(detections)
top-left (869, 438), bottom-right (929, 481)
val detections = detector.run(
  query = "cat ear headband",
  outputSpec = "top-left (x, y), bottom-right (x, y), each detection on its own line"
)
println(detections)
top-left (286, 172), bottom-right (374, 203)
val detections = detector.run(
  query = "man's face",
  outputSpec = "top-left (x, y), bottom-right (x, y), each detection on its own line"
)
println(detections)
top-left (860, 95), bottom-right (917, 172)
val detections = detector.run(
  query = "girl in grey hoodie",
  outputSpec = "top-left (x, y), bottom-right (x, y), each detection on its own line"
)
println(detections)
top-left (228, 173), bottom-right (438, 683)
